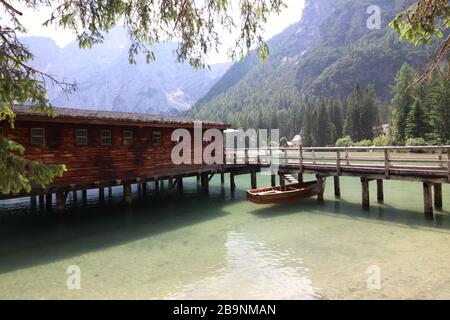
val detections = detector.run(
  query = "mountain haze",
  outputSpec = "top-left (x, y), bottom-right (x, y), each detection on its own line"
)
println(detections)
top-left (23, 29), bottom-right (230, 115)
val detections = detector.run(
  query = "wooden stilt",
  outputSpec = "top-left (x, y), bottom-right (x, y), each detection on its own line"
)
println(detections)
top-left (197, 175), bottom-right (201, 184)
top-left (56, 191), bottom-right (65, 214)
top-left (317, 176), bottom-right (324, 202)
top-left (361, 178), bottom-right (370, 209)
top-left (123, 183), bottom-right (132, 204)
top-left (82, 189), bottom-right (87, 205)
top-left (434, 183), bottom-right (443, 210)
top-left (333, 176), bottom-right (341, 197)
top-left (137, 183), bottom-right (142, 196)
top-left (271, 174), bottom-right (276, 187)
top-left (45, 193), bottom-right (52, 211)
top-left (279, 174), bottom-right (286, 190)
top-left (30, 195), bottom-right (37, 209)
top-left (177, 177), bottom-right (183, 192)
top-left (99, 187), bottom-right (105, 202)
top-left (39, 195), bottom-right (45, 210)
top-left (201, 173), bottom-right (209, 193)
top-left (108, 187), bottom-right (112, 198)
top-left (230, 173), bottom-right (236, 191)
top-left (423, 182), bottom-right (434, 219)
top-left (142, 182), bottom-right (147, 195)
top-left (376, 179), bottom-right (384, 202)
top-left (155, 180), bottom-right (160, 192)
top-left (250, 171), bottom-right (257, 189)
top-left (221, 173), bottom-right (225, 184)
top-left (168, 178), bottom-right (174, 192)
top-left (72, 190), bottom-right (78, 203)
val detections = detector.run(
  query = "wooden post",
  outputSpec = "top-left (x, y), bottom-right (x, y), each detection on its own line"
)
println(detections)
top-left (316, 176), bottom-right (324, 202)
top-left (201, 173), bottom-right (209, 193)
top-left (361, 178), bottom-right (370, 209)
top-left (30, 195), bottom-right (37, 209)
top-left (447, 148), bottom-right (450, 182)
top-left (345, 148), bottom-right (350, 166)
top-left (99, 187), bottom-right (105, 202)
top-left (168, 178), bottom-right (174, 192)
top-left (279, 174), bottom-right (286, 191)
top-left (82, 189), bottom-right (87, 205)
top-left (299, 145), bottom-right (303, 173)
top-left (108, 187), bottom-right (112, 198)
top-left (45, 193), bottom-right (52, 211)
top-left (384, 148), bottom-right (390, 179)
top-left (221, 173), bottom-right (225, 184)
top-left (230, 173), bottom-right (236, 191)
top-left (197, 175), bottom-right (201, 184)
top-left (336, 151), bottom-right (341, 176)
top-left (376, 179), bottom-right (384, 202)
top-left (250, 171), bottom-right (257, 189)
top-left (142, 182), bottom-right (147, 195)
top-left (434, 183), bottom-right (443, 210)
top-left (56, 191), bottom-right (65, 214)
top-left (123, 183), bottom-right (132, 204)
top-left (137, 183), bottom-right (142, 196)
top-left (333, 176), bottom-right (340, 197)
top-left (271, 174), bottom-right (276, 187)
top-left (39, 194), bottom-right (45, 210)
top-left (155, 180), bottom-right (160, 192)
top-left (177, 177), bottom-right (183, 192)
top-left (423, 182), bottom-right (434, 219)
top-left (73, 190), bottom-right (78, 203)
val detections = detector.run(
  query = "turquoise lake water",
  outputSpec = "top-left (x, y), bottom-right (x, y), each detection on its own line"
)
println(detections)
top-left (0, 173), bottom-right (449, 299)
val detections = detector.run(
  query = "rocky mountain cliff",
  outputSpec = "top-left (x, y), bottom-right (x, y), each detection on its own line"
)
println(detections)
top-left (23, 29), bottom-right (229, 115)
top-left (187, 0), bottom-right (435, 122)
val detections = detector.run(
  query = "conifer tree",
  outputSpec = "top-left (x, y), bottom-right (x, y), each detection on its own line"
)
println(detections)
top-left (390, 64), bottom-right (416, 143)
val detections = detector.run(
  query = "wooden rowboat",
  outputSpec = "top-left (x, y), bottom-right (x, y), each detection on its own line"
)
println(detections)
top-left (246, 181), bottom-right (322, 205)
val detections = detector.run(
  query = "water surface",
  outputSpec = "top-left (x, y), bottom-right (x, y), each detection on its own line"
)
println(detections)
top-left (0, 174), bottom-right (449, 299)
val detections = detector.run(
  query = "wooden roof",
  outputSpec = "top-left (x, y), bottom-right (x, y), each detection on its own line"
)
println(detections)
top-left (11, 104), bottom-right (230, 129)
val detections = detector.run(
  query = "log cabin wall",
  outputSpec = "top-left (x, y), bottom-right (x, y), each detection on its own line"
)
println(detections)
top-left (0, 119), bottom-right (227, 190)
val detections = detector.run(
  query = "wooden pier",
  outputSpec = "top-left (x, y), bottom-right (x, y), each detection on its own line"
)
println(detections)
top-left (224, 145), bottom-right (450, 219)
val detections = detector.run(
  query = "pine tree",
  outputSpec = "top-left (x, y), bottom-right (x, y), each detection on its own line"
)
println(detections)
top-left (391, 64), bottom-right (415, 143)
top-left (405, 99), bottom-right (429, 139)
top-left (330, 98), bottom-right (344, 139)
top-left (315, 100), bottom-right (336, 147)
top-left (302, 104), bottom-right (314, 147)
top-left (344, 83), bottom-right (364, 141)
top-left (360, 84), bottom-right (379, 140)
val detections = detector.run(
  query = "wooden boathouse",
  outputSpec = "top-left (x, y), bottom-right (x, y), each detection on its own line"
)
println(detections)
top-left (0, 105), bottom-right (230, 211)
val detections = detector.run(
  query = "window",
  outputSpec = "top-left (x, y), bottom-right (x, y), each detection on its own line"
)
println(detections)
top-left (76, 129), bottom-right (88, 145)
top-left (100, 130), bottom-right (112, 145)
top-left (152, 131), bottom-right (162, 145)
top-left (123, 130), bottom-right (133, 145)
top-left (31, 128), bottom-right (45, 145)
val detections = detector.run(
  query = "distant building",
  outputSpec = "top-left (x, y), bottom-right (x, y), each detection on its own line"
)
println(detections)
top-left (292, 134), bottom-right (302, 147)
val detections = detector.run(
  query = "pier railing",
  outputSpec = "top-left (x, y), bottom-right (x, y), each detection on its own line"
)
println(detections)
top-left (224, 145), bottom-right (450, 182)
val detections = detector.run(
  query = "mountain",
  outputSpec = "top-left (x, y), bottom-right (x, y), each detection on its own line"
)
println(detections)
top-left (187, 0), bottom-right (436, 122)
top-left (22, 29), bottom-right (230, 115)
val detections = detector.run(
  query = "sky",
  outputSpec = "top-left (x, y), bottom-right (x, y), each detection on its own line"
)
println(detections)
top-left (6, 0), bottom-right (305, 63)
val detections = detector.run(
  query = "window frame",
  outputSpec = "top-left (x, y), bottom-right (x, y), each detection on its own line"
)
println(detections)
top-left (75, 129), bottom-right (88, 146)
top-left (123, 129), bottom-right (133, 146)
top-left (152, 131), bottom-right (162, 146)
top-left (30, 128), bottom-right (45, 145)
top-left (100, 129), bottom-right (112, 146)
